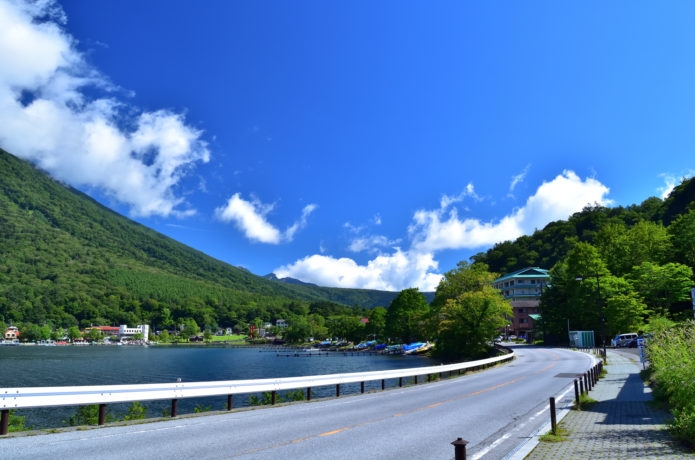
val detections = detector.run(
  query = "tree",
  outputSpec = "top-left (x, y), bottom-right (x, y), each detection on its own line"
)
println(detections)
top-left (157, 329), bottom-right (171, 343)
top-left (385, 288), bottom-right (429, 343)
top-left (67, 326), bottom-right (82, 341)
top-left (283, 316), bottom-right (311, 343)
top-left (669, 209), bottom-right (695, 271)
top-left (327, 315), bottom-right (364, 343)
top-left (430, 262), bottom-right (511, 361)
top-left (627, 262), bottom-right (693, 320)
top-left (181, 318), bottom-right (200, 339)
top-left (436, 287), bottom-right (511, 361)
top-left (19, 323), bottom-right (41, 342)
top-left (365, 307), bottom-right (387, 340)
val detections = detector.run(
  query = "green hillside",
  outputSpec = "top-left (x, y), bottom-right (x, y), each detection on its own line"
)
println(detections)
top-left (472, 181), bottom-right (695, 277)
top-left (0, 149), bottom-right (402, 331)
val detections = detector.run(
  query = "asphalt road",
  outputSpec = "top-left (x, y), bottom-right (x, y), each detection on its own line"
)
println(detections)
top-left (1, 346), bottom-right (596, 459)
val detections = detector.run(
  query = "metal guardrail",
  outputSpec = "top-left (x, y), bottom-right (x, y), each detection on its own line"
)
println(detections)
top-left (0, 349), bottom-right (514, 434)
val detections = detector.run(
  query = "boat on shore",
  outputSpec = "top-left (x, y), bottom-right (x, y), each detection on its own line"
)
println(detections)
top-left (402, 341), bottom-right (433, 355)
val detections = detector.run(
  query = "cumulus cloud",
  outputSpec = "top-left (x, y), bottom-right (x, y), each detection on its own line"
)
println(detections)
top-left (276, 170), bottom-right (612, 291)
top-left (410, 170), bottom-right (610, 253)
top-left (0, 0), bottom-right (210, 217)
top-left (274, 249), bottom-right (443, 292)
top-left (215, 193), bottom-right (316, 244)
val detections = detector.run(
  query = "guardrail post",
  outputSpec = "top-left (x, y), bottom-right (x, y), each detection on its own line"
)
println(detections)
top-left (574, 379), bottom-right (581, 410)
top-left (549, 397), bottom-right (557, 435)
top-left (336, 384), bottom-right (340, 397)
top-left (361, 381), bottom-right (365, 394)
top-left (414, 375), bottom-right (418, 385)
top-left (398, 377), bottom-right (402, 387)
top-left (307, 387), bottom-right (312, 401)
top-left (381, 379), bottom-right (385, 390)
top-left (451, 437), bottom-right (469, 460)
top-left (227, 394), bottom-right (233, 410)
top-left (171, 399), bottom-right (178, 417)
top-left (271, 391), bottom-right (276, 405)
top-left (98, 404), bottom-right (107, 426)
top-left (1, 409), bottom-right (9, 435)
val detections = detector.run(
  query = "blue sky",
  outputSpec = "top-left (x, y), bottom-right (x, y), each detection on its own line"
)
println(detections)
top-left (1, 0), bottom-right (694, 291)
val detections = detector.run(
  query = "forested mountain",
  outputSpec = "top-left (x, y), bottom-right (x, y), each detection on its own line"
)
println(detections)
top-left (4, 143), bottom-right (694, 343)
top-left (0, 149), bottom-right (403, 331)
top-left (472, 179), bottom-right (695, 276)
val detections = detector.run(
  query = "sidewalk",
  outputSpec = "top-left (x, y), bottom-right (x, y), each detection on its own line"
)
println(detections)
top-left (512, 350), bottom-right (693, 459)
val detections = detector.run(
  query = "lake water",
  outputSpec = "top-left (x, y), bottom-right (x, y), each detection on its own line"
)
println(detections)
top-left (0, 345), bottom-right (436, 430)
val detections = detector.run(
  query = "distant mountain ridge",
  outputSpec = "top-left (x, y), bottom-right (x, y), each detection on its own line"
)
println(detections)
top-left (264, 273), bottom-right (319, 287)
top-left (0, 148), bottom-right (415, 330)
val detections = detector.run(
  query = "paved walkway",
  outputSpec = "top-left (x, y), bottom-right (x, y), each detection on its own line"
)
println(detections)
top-left (510, 350), bottom-right (693, 459)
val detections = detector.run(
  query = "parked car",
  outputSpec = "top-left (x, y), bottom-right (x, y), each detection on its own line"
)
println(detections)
top-left (611, 332), bottom-right (638, 347)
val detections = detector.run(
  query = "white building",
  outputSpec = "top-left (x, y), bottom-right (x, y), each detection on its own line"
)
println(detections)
top-left (118, 324), bottom-right (150, 342)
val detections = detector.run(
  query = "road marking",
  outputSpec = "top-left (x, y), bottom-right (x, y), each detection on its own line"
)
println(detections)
top-left (230, 350), bottom-right (575, 457)
top-left (318, 427), bottom-right (349, 437)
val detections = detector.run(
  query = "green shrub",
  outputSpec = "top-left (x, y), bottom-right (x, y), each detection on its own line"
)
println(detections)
top-left (249, 390), bottom-right (306, 406)
top-left (66, 404), bottom-right (114, 426)
top-left (124, 401), bottom-right (147, 421)
top-left (646, 320), bottom-right (695, 445)
top-left (7, 410), bottom-right (27, 432)
top-left (671, 408), bottom-right (695, 444)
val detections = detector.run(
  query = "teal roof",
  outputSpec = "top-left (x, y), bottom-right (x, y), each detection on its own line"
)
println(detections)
top-left (493, 267), bottom-right (550, 283)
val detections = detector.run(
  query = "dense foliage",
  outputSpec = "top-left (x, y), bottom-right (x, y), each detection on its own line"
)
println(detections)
top-left (431, 262), bottom-right (511, 361)
top-left (0, 149), bottom-right (405, 335)
top-left (646, 320), bottom-right (695, 446)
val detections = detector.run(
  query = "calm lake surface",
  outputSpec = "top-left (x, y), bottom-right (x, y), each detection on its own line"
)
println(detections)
top-left (0, 345), bottom-right (436, 429)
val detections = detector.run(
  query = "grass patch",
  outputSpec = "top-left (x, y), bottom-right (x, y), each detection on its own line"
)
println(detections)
top-left (573, 393), bottom-right (598, 411)
top-left (208, 334), bottom-right (247, 343)
top-left (539, 423), bottom-right (569, 442)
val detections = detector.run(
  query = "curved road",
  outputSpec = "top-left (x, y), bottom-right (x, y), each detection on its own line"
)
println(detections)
top-left (1, 346), bottom-right (596, 459)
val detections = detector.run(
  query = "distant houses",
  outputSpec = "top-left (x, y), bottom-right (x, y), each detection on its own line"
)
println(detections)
top-left (4, 326), bottom-right (19, 340)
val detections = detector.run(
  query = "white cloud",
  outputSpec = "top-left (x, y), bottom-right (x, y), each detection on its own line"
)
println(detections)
top-left (285, 204), bottom-right (318, 241)
top-left (215, 193), bottom-right (316, 244)
top-left (0, 0), bottom-right (210, 217)
top-left (440, 182), bottom-right (479, 208)
top-left (658, 172), bottom-right (695, 200)
top-left (410, 170), bottom-right (610, 252)
top-left (274, 249), bottom-right (443, 292)
top-left (348, 235), bottom-right (400, 253)
top-left (658, 175), bottom-right (678, 199)
top-left (277, 170), bottom-right (612, 291)
top-left (509, 164), bottom-right (530, 194)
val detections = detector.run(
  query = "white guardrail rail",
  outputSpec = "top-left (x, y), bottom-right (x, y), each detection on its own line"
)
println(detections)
top-left (0, 349), bottom-right (514, 433)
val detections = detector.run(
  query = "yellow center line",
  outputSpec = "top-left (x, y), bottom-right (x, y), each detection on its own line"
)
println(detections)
top-left (318, 427), bottom-right (350, 437)
top-left (231, 353), bottom-right (562, 456)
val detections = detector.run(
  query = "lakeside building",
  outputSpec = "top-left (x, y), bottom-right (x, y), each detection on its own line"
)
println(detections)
top-left (4, 326), bottom-right (19, 340)
top-left (85, 326), bottom-right (120, 337)
top-left (118, 324), bottom-right (150, 342)
top-left (493, 267), bottom-right (550, 341)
